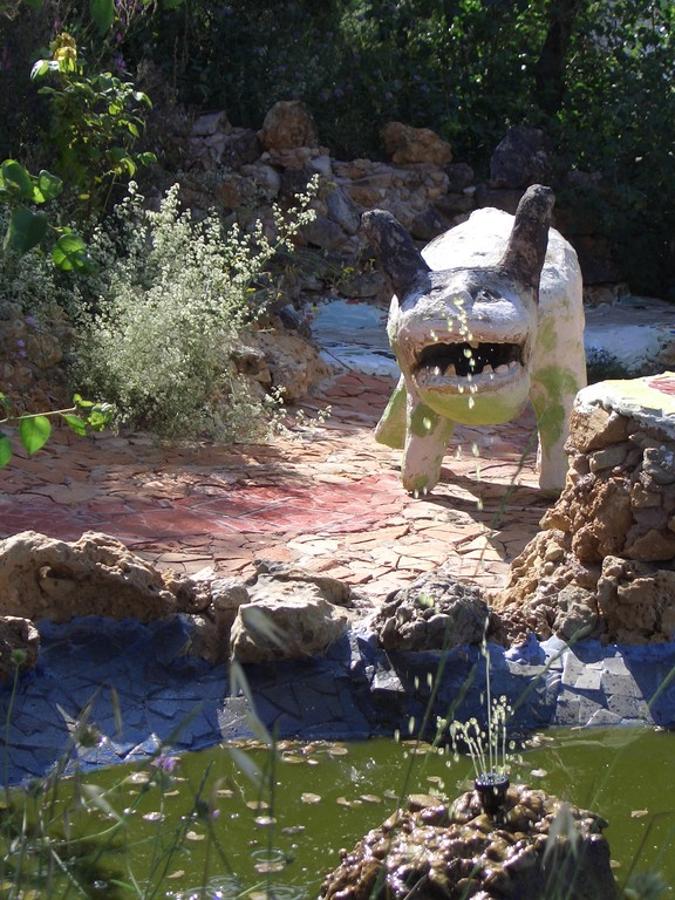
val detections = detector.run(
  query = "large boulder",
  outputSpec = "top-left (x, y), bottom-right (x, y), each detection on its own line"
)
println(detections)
top-left (382, 121), bottom-right (452, 166)
top-left (374, 563), bottom-right (490, 651)
top-left (229, 564), bottom-right (351, 663)
top-left (259, 100), bottom-right (318, 152)
top-left (0, 531), bottom-right (177, 622)
top-left (321, 785), bottom-right (617, 899)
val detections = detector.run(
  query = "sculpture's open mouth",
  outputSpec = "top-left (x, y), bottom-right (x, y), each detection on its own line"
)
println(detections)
top-left (412, 340), bottom-right (526, 392)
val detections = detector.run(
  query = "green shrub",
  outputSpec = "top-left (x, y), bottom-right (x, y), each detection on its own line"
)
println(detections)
top-left (74, 179), bottom-right (318, 440)
top-left (31, 31), bottom-right (156, 219)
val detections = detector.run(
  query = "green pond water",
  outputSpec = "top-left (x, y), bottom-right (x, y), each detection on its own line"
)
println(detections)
top-left (2, 727), bottom-right (673, 897)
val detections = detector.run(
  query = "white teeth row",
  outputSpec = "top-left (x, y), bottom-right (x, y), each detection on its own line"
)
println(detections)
top-left (428, 361), bottom-right (519, 378)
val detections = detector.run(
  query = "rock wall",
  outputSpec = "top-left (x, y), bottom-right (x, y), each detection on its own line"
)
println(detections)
top-left (181, 107), bottom-right (624, 300)
top-left (496, 374), bottom-right (675, 644)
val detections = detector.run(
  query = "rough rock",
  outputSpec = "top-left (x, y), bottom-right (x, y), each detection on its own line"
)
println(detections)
top-left (382, 121), bottom-right (452, 166)
top-left (259, 100), bottom-right (318, 151)
top-left (245, 329), bottom-right (331, 401)
top-left (303, 215), bottom-right (348, 250)
top-left (321, 785), bottom-right (617, 899)
top-left (0, 302), bottom-right (74, 413)
top-left (191, 110), bottom-right (230, 137)
top-left (445, 162), bottom-right (475, 192)
top-left (326, 185), bottom-right (361, 235)
top-left (0, 616), bottom-right (40, 682)
top-left (374, 563), bottom-right (490, 651)
top-left (229, 570), bottom-right (350, 663)
top-left (597, 557), bottom-right (675, 643)
top-left (0, 531), bottom-right (177, 622)
top-left (489, 126), bottom-right (551, 189)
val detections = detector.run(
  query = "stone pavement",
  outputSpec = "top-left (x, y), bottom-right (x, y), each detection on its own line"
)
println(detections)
top-left (0, 372), bottom-right (548, 601)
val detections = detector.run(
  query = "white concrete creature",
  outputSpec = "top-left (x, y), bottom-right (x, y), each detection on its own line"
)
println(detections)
top-left (362, 185), bottom-right (586, 495)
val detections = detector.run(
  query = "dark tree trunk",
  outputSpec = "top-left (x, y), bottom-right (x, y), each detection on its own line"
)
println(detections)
top-left (534, 0), bottom-right (583, 115)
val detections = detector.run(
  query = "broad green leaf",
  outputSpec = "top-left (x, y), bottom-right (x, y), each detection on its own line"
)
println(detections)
top-left (90, 0), bottom-right (115, 33)
top-left (32, 170), bottom-right (63, 204)
top-left (0, 160), bottom-right (34, 200)
top-left (137, 151), bottom-right (157, 167)
top-left (4, 206), bottom-right (48, 253)
top-left (0, 435), bottom-right (11, 468)
top-left (18, 416), bottom-right (51, 455)
top-left (52, 233), bottom-right (90, 271)
top-left (73, 393), bottom-right (94, 409)
top-left (62, 413), bottom-right (87, 436)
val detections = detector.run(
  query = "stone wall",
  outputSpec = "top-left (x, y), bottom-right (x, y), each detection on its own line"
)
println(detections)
top-left (496, 374), bottom-right (675, 645)
top-left (180, 104), bottom-right (625, 302)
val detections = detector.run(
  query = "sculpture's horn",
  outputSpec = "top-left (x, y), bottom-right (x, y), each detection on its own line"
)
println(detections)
top-left (361, 209), bottom-right (430, 298)
top-left (500, 184), bottom-right (555, 293)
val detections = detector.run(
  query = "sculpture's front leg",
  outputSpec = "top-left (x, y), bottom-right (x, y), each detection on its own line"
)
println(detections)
top-left (530, 365), bottom-right (582, 494)
top-left (402, 386), bottom-right (454, 494)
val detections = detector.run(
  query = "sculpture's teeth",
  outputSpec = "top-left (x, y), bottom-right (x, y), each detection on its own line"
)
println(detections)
top-left (445, 364), bottom-right (456, 376)
top-left (482, 364), bottom-right (493, 375)
top-left (509, 360), bottom-right (518, 369)
top-left (496, 364), bottom-right (509, 374)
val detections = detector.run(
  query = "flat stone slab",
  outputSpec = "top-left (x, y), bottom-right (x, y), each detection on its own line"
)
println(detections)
top-left (1, 615), bottom-right (672, 785)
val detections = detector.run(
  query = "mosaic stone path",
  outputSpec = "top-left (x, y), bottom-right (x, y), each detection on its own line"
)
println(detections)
top-left (0, 372), bottom-right (549, 600)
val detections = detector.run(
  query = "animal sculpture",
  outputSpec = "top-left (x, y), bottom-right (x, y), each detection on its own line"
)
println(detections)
top-left (362, 185), bottom-right (586, 495)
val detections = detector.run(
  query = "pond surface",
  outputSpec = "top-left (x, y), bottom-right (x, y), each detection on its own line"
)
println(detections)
top-left (2, 727), bottom-right (673, 897)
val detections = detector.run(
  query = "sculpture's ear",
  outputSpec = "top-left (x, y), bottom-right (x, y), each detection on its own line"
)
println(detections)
top-left (500, 184), bottom-right (555, 294)
top-left (361, 209), bottom-right (430, 298)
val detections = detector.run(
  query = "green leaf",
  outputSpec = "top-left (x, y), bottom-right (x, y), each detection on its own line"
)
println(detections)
top-left (73, 393), bottom-right (94, 409)
top-left (23, 0), bottom-right (44, 8)
top-left (137, 151), bottom-right (157, 167)
top-left (90, 0), bottom-right (115, 33)
top-left (0, 434), bottom-right (11, 468)
top-left (0, 160), bottom-right (34, 200)
top-left (18, 416), bottom-right (51, 455)
top-left (30, 59), bottom-right (52, 80)
top-left (62, 413), bottom-right (87, 437)
top-left (52, 233), bottom-right (90, 271)
top-left (4, 206), bottom-right (48, 253)
top-left (86, 404), bottom-right (113, 430)
top-left (32, 170), bottom-right (63, 204)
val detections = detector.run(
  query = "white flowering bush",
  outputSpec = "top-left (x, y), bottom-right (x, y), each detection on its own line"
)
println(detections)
top-left (73, 180), bottom-right (317, 440)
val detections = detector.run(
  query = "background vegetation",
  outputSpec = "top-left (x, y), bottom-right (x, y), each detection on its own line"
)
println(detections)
top-left (1, 0), bottom-right (673, 296)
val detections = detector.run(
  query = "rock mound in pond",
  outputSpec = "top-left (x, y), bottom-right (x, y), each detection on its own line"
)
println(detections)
top-left (229, 561), bottom-right (352, 663)
top-left (374, 562), bottom-right (491, 651)
top-left (0, 531), bottom-right (177, 623)
top-left (321, 785), bottom-right (616, 899)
